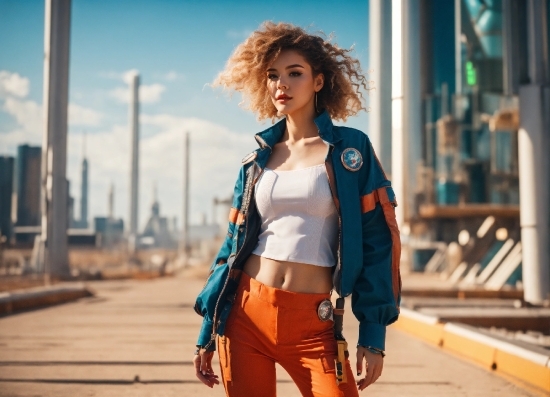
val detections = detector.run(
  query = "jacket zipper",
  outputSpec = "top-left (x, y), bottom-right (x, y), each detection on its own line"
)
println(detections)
top-left (206, 161), bottom-right (264, 349)
top-left (324, 144), bottom-right (343, 294)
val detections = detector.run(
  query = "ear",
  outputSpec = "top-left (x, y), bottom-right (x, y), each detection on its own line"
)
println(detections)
top-left (314, 73), bottom-right (325, 92)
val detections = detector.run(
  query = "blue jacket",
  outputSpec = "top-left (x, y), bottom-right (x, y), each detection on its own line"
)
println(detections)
top-left (194, 110), bottom-right (401, 351)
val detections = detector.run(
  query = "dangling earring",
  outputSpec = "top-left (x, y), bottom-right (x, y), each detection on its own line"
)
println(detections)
top-left (315, 92), bottom-right (319, 114)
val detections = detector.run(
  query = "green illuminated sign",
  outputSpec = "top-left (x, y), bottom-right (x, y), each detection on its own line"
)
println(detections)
top-left (466, 61), bottom-right (477, 86)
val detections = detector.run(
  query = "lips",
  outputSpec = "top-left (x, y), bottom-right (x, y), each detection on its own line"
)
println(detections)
top-left (276, 94), bottom-right (292, 100)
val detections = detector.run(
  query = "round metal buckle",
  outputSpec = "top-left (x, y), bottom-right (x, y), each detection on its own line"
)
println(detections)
top-left (317, 299), bottom-right (333, 322)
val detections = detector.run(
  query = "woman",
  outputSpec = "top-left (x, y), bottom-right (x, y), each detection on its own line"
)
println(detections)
top-left (193, 21), bottom-right (401, 397)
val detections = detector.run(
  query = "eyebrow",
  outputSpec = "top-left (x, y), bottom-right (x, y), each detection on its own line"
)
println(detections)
top-left (267, 64), bottom-right (305, 72)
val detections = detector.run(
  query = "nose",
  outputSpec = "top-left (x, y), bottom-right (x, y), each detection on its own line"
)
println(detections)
top-left (277, 77), bottom-right (288, 90)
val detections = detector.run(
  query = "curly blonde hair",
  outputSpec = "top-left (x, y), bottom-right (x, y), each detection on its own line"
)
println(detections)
top-left (214, 21), bottom-right (370, 122)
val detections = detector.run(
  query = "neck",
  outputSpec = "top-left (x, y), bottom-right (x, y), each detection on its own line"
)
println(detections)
top-left (284, 105), bottom-right (318, 143)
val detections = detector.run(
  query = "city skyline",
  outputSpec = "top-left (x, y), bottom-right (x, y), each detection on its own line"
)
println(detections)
top-left (0, 0), bottom-right (371, 229)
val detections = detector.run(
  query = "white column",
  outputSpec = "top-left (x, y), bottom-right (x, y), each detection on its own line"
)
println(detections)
top-left (369, 0), bottom-right (392, 174)
top-left (391, 0), bottom-right (404, 229)
top-left (454, 0), bottom-right (462, 96)
top-left (128, 72), bottom-right (140, 236)
top-left (181, 131), bottom-right (190, 258)
top-left (40, 0), bottom-right (71, 278)
top-left (519, 0), bottom-right (550, 305)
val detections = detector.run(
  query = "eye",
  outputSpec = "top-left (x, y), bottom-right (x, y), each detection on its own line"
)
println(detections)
top-left (289, 71), bottom-right (302, 77)
top-left (267, 73), bottom-right (278, 80)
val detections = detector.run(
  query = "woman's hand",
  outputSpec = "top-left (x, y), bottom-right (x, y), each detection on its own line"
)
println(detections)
top-left (193, 348), bottom-right (220, 388)
top-left (355, 346), bottom-right (383, 391)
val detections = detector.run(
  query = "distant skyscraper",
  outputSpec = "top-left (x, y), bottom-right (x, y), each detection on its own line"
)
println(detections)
top-left (14, 144), bottom-right (41, 226)
top-left (128, 71), bottom-right (140, 235)
top-left (67, 179), bottom-right (75, 227)
top-left (0, 156), bottom-right (14, 240)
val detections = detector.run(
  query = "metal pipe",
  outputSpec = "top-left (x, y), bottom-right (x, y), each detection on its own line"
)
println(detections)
top-left (519, 86), bottom-right (550, 304)
top-left (502, 0), bottom-right (517, 96)
top-left (40, 0), bottom-right (71, 278)
top-left (128, 72), bottom-right (140, 236)
top-left (527, 0), bottom-right (548, 84)
top-left (181, 131), bottom-right (190, 260)
top-left (455, 0), bottom-right (462, 95)
top-left (519, 0), bottom-right (550, 305)
top-left (369, 0), bottom-right (392, 174)
top-left (391, 0), bottom-right (404, 229)
top-left (401, 0), bottom-right (423, 220)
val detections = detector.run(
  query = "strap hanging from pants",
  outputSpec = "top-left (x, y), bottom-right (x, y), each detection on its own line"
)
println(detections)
top-left (333, 297), bottom-right (348, 385)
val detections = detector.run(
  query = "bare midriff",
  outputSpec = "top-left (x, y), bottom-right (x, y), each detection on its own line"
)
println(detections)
top-left (243, 254), bottom-right (333, 294)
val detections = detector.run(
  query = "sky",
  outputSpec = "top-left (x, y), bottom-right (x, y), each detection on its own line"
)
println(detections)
top-left (0, 0), bottom-right (371, 230)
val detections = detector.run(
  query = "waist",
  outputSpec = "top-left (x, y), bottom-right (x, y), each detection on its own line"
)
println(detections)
top-left (243, 254), bottom-right (333, 294)
top-left (237, 271), bottom-right (331, 309)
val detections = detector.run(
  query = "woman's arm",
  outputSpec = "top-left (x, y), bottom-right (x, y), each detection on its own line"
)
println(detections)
top-left (352, 140), bottom-right (401, 390)
top-left (194, 166), bottom-right (246, 348)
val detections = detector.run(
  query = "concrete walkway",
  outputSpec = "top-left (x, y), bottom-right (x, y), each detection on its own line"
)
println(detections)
top-left (0, 270), bottom-right (542, 397)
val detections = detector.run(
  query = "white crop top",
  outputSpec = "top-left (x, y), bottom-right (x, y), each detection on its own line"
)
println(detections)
top-left (251, 164), bottom-right (339, 267)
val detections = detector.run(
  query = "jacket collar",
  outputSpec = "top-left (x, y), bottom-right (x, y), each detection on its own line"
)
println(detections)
top-left (254, 110), bottom-right (342, 150)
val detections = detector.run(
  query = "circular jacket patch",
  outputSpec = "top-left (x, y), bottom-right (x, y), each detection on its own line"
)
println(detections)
top-left (341, 148), bottom-right (363, 171)
top-left (241, 151), bottom-right (257, 164)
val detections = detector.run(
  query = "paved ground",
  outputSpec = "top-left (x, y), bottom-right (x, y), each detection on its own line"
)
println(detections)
top-left (0, 270), bottom-right (543, 397)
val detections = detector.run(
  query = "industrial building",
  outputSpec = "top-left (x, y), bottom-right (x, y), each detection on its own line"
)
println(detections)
top-left (13, 144), bottom-right (41, 228)
top-left (0, 156), bottom-right (14, 241)
top-left (369, 0), bottom-right (549, 305)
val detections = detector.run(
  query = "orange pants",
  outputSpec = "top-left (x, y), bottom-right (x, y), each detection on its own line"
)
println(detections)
top-left (218, 272), bottom-right (358, 397)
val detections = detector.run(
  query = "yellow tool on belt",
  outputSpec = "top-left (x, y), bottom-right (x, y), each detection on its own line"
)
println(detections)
top-left (333, 297), bottom-right (348, 385)
top-left (336, 340), bottom-right (348, 384)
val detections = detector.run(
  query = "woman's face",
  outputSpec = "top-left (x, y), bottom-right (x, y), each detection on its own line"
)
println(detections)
top-left (266, 49), bottom-right (324, 117)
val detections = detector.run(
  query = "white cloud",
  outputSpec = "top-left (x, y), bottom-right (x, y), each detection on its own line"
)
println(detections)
top-left (1, 96), bottom-right (103, 157)
top-left (68, 103), bottom-right (103, 126)
top-left (109, 87), bottom-right (128, 103)
top-left (65, 113), bottom-right (257, 229)
top-left (122, 69), bottom-right (140, 85)
top-left (138, 114), bottom-right (256, 226)
top-left (164, 71), bottom-right (179, 81)
top-left (0, 70), bottom-right (30, 98)
top-left (110, 83), bottom-right (166, 104)
top-left (140, 84), bottom-right (166, 103)
top-left (99, 69), bottom-right (140, 83)
top-left (0, 99), bottom-right (42, 152)
top-left (2, 97), bottom-right (42, 135)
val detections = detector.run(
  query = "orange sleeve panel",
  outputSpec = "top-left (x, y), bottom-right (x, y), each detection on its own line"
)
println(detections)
top-left (228, 207), bottom-right (245, 225)
top-left (376, 187), bottom-right (401, 309)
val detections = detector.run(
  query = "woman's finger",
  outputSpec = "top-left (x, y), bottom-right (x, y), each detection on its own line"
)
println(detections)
top-left (355, 349), bottom-right (365, 376)
top-left (194, 354), bottom-right (213, 387)
top-left (200, 351), bottom-right (210, 375)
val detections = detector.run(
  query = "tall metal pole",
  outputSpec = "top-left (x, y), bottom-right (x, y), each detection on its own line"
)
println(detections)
top-left (80, 133), bottom-right (88, 228)
top-left (181, 131), bottom-right (190, 260)
top-left (401, 0), bottom-right (423, 221)
top-left (40, 0), bottom-right (71, 279)
top-left (502, 0), bottom-right (519, 96)
top-left (128, 72), bottom-right (140, 252)
top-left (391, 0), bottom-right (404, 230)
top-left (519, 0), bottom-right (550, 305)
top-left (369, 0), bottom-right (392, 175)
top-left (454, 0), bottom-right (462, 96)
top-left (108, 183), bottom-right (114, 219)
